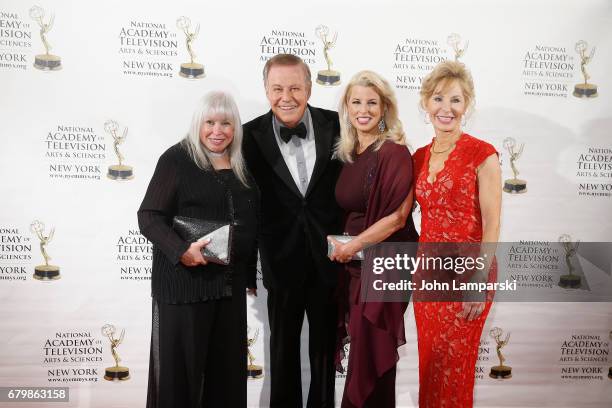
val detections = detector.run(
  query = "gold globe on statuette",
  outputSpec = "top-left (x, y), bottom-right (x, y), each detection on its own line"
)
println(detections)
top-left (29, 5), bottom-right (61, 71)
top-left (30, 220), bottom-right (60, 280)
top-left (105, 120), bottom-right (134, 180)
top-left (101, 324), bottom-right (130, 381)
top-left (315, 25), bottom-right (340, 86)
top-left (177, 16), bottom-right (205, 79)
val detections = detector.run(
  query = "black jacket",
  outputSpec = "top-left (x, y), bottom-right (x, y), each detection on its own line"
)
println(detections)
top-left (242, 106), bottom-right (342, 289)
top-left (138, 143), bottom-right (259, 303)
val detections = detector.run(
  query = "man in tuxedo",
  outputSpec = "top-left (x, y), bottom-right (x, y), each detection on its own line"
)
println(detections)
top-left (242, 54), bottom-right (341, 407)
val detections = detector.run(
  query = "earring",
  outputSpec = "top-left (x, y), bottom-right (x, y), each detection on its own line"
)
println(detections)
top-left (424, 113), bottom-right (431, 124)
top-left (461, 114), bottom-right (467, 127)
top-left (378, 118), bottom-right (386, 133)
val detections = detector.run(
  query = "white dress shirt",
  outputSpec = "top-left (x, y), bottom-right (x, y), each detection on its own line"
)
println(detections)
top-left (272, 108), bottom-right (317, 195)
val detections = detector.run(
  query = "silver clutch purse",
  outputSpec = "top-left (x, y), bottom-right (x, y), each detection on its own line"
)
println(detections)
top-left (172, 171), bottom-right (236, 266)
top-left (198, 224), bottom-right (231, 265)
top-left (173, 216), bottom-right (233, 265)
top-left (327, 234), bottom-right (364, 261)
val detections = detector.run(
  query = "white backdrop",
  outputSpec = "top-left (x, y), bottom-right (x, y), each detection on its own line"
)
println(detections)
top-left (1, 0), bottom-right (611, 407)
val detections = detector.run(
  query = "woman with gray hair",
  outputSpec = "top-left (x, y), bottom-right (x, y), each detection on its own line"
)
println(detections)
top-left (138, 91), bottom-right (258, 407)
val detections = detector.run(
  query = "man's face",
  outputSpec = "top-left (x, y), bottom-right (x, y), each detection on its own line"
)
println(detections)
top-left (265, 64), bottom-right (311, 128)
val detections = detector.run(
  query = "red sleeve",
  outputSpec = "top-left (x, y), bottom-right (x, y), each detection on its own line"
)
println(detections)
top-left (473, 139), bottom-right (498, 168)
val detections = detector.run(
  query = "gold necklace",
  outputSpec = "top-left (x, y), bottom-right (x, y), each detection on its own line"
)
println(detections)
top-left (431, 134), bottom-right (460, 154)
top-left (431, 142), bottom-right (454, 154)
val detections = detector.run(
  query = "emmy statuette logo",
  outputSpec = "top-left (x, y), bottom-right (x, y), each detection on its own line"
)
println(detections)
top-left (315, 25), bottom-right (340, 86)
top-left (102, 324), bottom-right (130, 381)
top-left (29, 5), bottom-right (61, 71)
top-left (30, 220), bottom-right (60, 280)
top-left (447, 33), bottom-right (468, 61)
top-left (177, 16), bottom-right (205, 79)
top-left (573, 40), bottom-right (597, 99)
top-left (489, 327), bottom-right (512, 379)
top-left (558, 234), bottom-right (581, 289)
top-left (105, 120), bottom-right (134, 180)
top-left (246, 327), bottom-right (263, 379)
top-left (502, 137), bottom-right (527, 194)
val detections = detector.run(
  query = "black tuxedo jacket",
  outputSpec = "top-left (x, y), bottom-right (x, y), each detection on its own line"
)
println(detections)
top-left (243, 106), bottom-right (342, 289)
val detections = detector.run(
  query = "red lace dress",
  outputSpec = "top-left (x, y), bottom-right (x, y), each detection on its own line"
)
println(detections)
top-left (412, 133), bottom-right (497, 408)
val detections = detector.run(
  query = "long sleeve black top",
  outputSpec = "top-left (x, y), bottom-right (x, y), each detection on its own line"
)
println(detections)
top-left (137, 142), bottom-right (259, 304)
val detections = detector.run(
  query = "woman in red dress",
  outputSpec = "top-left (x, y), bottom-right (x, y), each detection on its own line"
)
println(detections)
top-left (412, 61), bottom-right (502, 407)
top-left (328, 70), bottom-right (418, 407)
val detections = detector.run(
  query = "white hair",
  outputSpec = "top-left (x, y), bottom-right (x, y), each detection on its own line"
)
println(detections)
top-left (181, 91), bottom-right (249, 186)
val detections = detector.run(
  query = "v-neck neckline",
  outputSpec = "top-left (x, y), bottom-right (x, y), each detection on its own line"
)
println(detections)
top-left (424, 134), bottom-right (464, 184)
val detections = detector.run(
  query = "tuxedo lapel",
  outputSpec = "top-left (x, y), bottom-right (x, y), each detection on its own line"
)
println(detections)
top-left (306, 106), bottom-right (334, 197)
top-left (252, 111), bottom-right (302, 197)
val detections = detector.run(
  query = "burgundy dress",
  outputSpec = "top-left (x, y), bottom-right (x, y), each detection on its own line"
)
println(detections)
top-left (335, 141), bottom-right (418, 408)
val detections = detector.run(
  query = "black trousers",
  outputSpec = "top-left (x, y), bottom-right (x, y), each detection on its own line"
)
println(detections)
top-left (146, 292), bottom-right (247, 408)
top-left (267, 282), bottom-right (337, 407)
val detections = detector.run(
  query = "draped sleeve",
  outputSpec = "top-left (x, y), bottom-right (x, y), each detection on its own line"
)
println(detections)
top-left (362, 141), bottom-right (413, 338)
top-left (342, 141), bottom-right (417, 407)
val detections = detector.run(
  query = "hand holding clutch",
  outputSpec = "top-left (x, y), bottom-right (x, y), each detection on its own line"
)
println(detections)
top-left (197, 225), bottom-right (231, 265)
top-left (180, 239), bottom-right (211, 267)
top-left (327, 234), bottom-right (364, 263)
top-left (173, 216), bottom-right (233, 265)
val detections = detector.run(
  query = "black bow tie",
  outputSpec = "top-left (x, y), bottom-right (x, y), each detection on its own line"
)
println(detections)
top-left (279, 122), bottom-right (307, 143)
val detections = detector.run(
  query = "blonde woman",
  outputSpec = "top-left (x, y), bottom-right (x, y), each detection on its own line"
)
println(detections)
top-left (328, 70), bottom-right (418, 408)
top-left (412, 60), bottom-right (501, 407)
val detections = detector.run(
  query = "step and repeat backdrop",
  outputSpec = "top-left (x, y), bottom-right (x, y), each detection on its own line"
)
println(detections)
top-left (0, 0), bottom-right (611, 406)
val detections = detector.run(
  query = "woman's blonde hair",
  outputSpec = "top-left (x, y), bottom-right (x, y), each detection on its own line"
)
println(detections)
top-left (419, 60), bottom-right (475, 113)
top-left (336, 70), bottom-right (406, 163)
